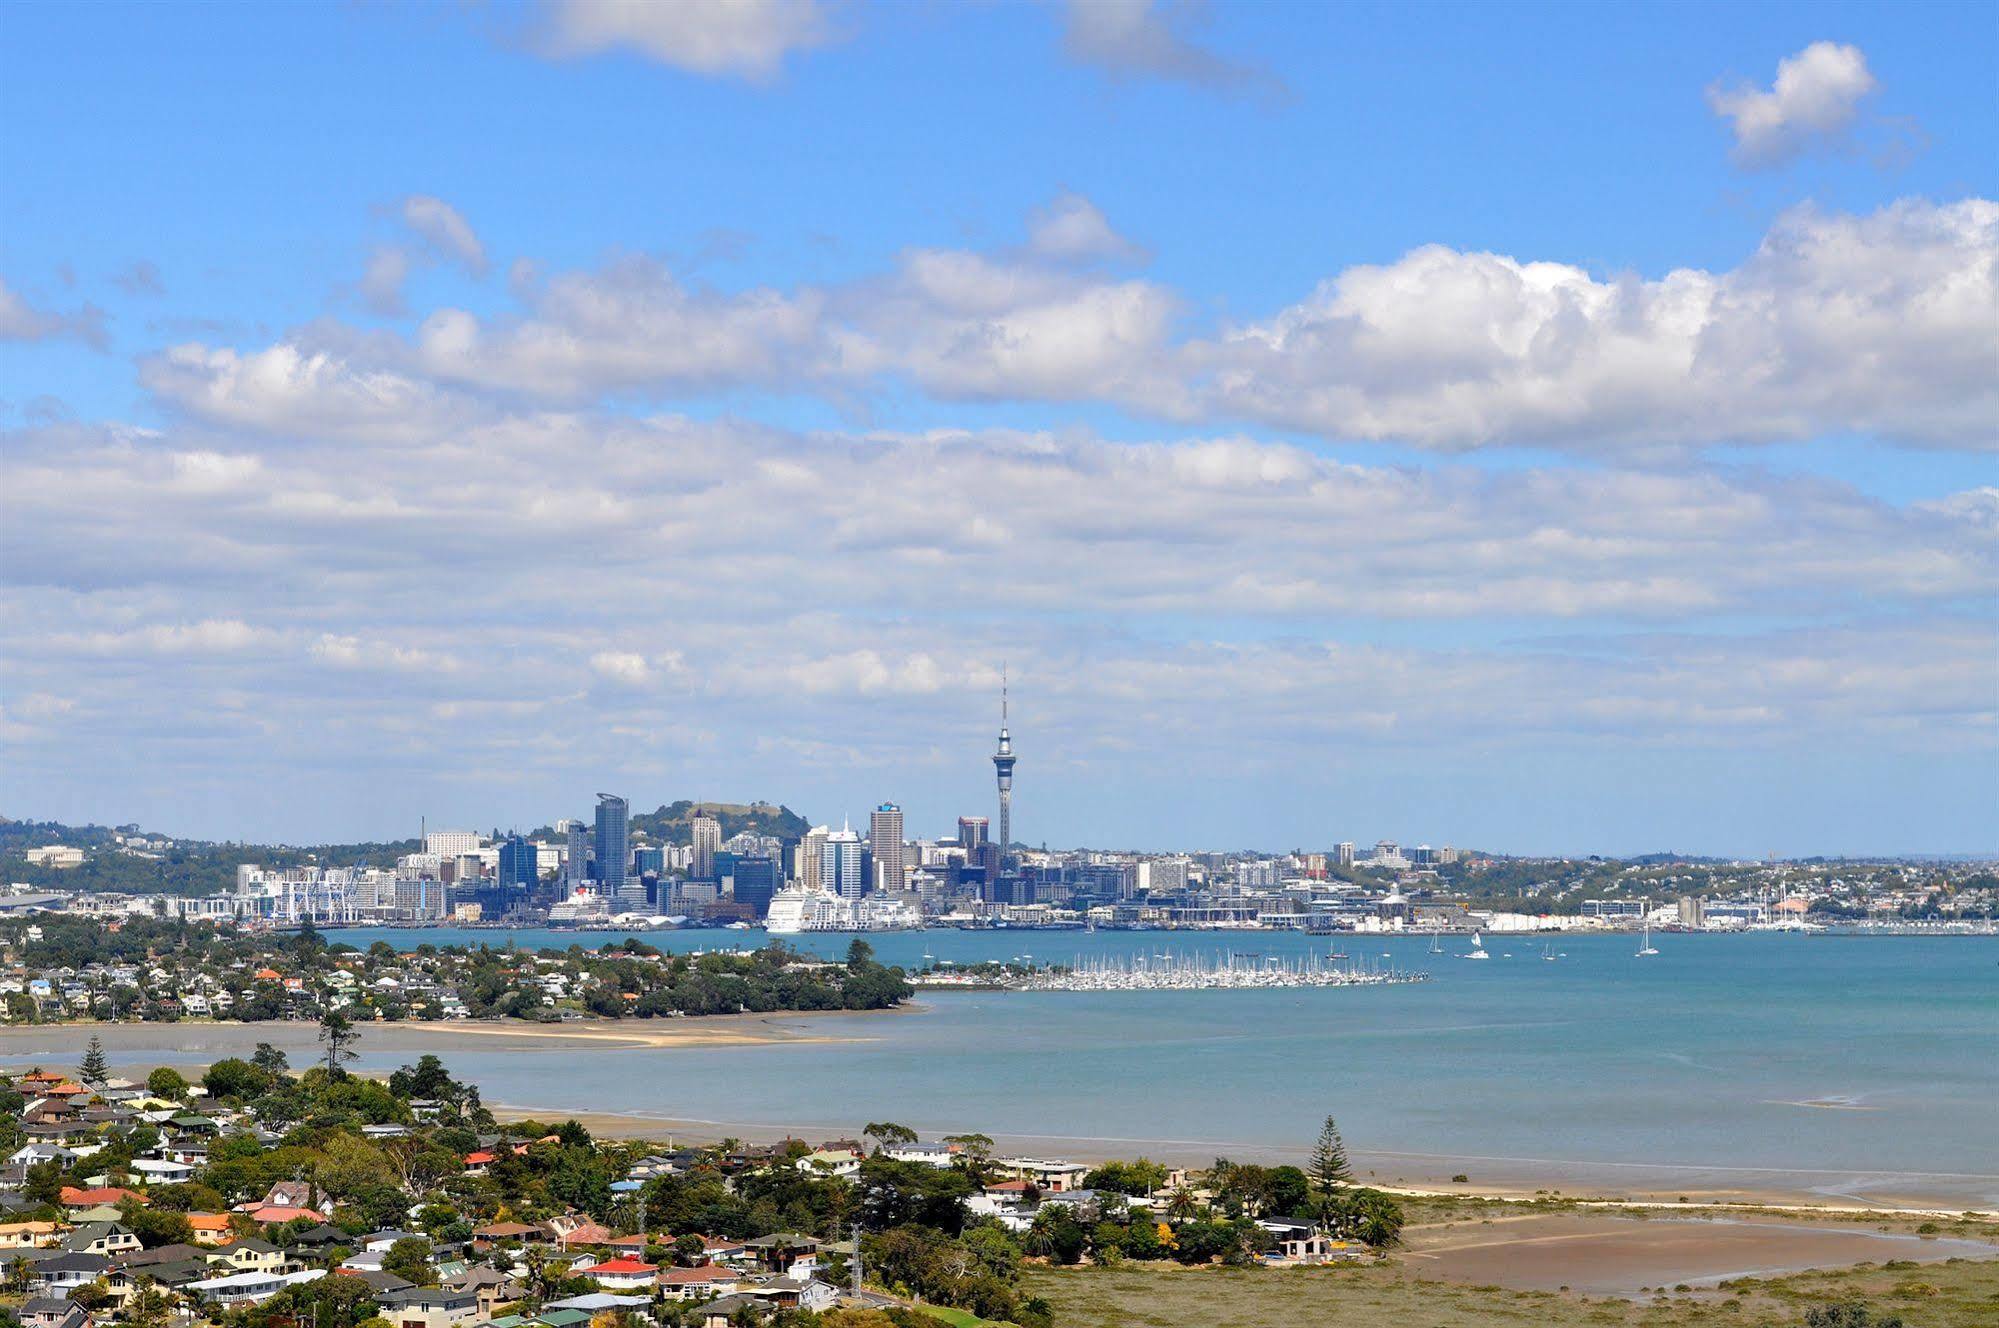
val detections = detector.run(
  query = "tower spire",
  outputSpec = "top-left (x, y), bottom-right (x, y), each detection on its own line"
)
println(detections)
top-left (992, 666), bottom-right (1017, 870)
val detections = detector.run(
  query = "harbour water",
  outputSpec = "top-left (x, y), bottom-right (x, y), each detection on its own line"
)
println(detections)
top-left (199, 930), bottom-right (1999, 1205)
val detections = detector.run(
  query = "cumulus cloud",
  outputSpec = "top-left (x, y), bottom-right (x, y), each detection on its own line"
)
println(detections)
top-left (1708, 41), bottom-right (1878, 168)
top-left (0, 275), bottom-right (109, 348)
top-left (537, 0), bottom-right (833, 80)
top-left (140, 341), bottom-right (482, 444)
top-left (1188, 199), bottom-right (1999, 451)
top-left (136, 196), bottom-right (1997, 454)
top-left (1062, 0), bottom-right (1285, 101)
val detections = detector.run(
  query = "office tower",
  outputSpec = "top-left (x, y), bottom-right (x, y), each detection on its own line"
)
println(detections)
top-left (497, 835), bottom-right (536, 912)
top-left (424, 828), bottom-right (482, 857)
top-left (1334, 841), bottom-right (1356, 868)
top-left (799, 825), bottom-right (829, 891)
top-left (691, 813), bottom-right (722, 881)
top-left (822, 825), bottom-right (864, 899)
top-left (595, 793), bottom-right (632, 903)
top-left (992, 672), bottom-right (1016, 866)
top-left (560, 818), bottom-right (590, 888)
top-left (869, 803), bottom-right (905, 893)
top-left (957, 816), bottom-right (989, 853)
top-left (732, 856), bottom-right (781, 917)
top-left (633, 846), bottom-right (666, 876)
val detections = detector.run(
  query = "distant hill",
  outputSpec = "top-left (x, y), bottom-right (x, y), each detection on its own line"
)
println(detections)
top-left (630, 800), bottom-right (811, 845)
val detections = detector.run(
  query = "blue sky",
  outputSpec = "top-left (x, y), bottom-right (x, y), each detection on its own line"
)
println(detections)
top-left (2, 0), bottom-right (1994, 855)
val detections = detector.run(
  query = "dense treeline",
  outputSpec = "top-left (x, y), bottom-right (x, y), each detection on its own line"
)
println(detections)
top-left (0, 918), bottom-right (911, 1024)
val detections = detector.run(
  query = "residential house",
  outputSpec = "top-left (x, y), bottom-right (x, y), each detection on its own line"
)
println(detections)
top-left (376, 1284), bottom-right (479, 1328)
top-left (17, 1298), bottom-right (91, 1328)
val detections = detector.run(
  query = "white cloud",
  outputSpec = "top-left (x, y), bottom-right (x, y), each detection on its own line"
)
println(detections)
top-left (1028, 191), bottom-right (1142, 262)
top-left (401, 196), bottom-right (487, 274)
top-left (312, 634), bottom-right (461, 673)
top-left (0, 275), bottom-right (108, 348)
top-left (538, 0), bottom-right (833, 80)
top-left (590, 650), bottom-right (654, 685)
top-left (185, 197), bottom-right (1994, 455)
top-left (1190, 199), bottom-right (1999, 451)
top-left (1708, 41), bottom-right (1878, 168)
top-left (52, 619), bottom-right (273, 657)
top-left (141, 341), bottom-right (482, 444)
top-left (1062, 0), bottom-right (1284, 101)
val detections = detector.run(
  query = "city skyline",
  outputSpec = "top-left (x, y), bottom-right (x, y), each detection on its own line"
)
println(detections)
top-left (2, 3), bottom-right (1994, 859)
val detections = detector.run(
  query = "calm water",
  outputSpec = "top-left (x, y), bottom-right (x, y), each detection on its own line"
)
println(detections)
top-left (316, 929), bottom-right (1999, 1203)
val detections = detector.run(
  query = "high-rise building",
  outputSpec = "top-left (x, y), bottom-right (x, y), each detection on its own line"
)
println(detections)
top-left (732, 856), bottom-right (782, 917)
top-left (869, 803), bottom-right (905, 893)
top-left (691, 813), bottom-right (722, 881)
top-left (821, 825), bottom-right (864, 899)
top-left (560, 818), bottom-right (590, 888)
top-left (957, 816), bottom-right (989, 852)
top-left (497, 835), bottom-right (537, 911)
top-left (595, 793), bottom-right (632, 903)
top-left (992, 673), bottom-right (1017, 866)
top-left (1334, 842), bottom-right (1356, 868)
top-left (798, 825), bottom-right (829, 891)
top-left (424, 829), bottom-right (482, 857)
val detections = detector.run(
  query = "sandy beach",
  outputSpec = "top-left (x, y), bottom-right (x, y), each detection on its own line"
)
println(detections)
top-left (0, 1009), bottom-right (896, 1060)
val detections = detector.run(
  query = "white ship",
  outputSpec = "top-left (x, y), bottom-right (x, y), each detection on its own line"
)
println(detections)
top-left (764, 885), bottom-right (923, 934)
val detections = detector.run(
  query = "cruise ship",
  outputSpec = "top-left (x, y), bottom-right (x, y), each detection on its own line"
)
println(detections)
top-left (764, 885), bottom-right (923, 934)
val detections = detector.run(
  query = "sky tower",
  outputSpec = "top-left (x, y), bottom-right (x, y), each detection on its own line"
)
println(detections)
top-left (992, 668), bottom-right (1016, 867)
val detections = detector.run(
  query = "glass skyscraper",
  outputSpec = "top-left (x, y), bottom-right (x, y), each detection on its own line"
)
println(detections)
top-left (595, 793), bottom-right (631, 902)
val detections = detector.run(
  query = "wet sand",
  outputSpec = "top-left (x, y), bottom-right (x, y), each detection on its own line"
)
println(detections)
top-left (0, 1009), bottom-right (897, 1061)
top-left (1399, 1212), bottom-right (1999, 1295)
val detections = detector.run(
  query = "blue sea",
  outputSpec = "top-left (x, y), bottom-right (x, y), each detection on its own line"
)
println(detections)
top-left (0, 926), bottom-right (1941, 1205)
top-left (294, 926), bottom-right (1999, 1207)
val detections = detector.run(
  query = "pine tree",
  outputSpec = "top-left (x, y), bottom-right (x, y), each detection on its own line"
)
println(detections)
top-left (1309, 1114), bottom-right (1351, 1194)
top-left (79, 1034), bottom-right (110, 1088)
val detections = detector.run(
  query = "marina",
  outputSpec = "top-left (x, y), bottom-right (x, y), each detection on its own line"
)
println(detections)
top-left (1006, 948), bottom-right (1426, 991)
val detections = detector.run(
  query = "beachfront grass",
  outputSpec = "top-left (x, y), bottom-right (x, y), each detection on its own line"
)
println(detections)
top-left (1024, 1249), bottom-right (1999, 1327)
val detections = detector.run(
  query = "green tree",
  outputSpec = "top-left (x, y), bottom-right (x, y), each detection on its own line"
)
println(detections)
top-left (1308, 1115), bottom-right (1351, 1194)
top-left (146, 1066), bottom-right (189, 1101)
top-left (863, 1122), bottom-right (917, 1151)
top-left (79, 1034), bottom-right (109, 1088)
top-left (845, 937), bottom-right (876, 972)
top-left (318, 1007), bottom-right (360, 1079)
top-left (382, 1236), bottom-right (435, 1286)
top-left (252, 1042), bottom-right (291, 1077)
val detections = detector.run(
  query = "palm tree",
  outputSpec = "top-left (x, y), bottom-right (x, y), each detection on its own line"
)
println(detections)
top-left (1164, 1188), bottom-right (1200, 1222)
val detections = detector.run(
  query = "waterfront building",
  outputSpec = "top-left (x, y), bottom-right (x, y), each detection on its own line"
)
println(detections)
top-left (798, 825), bottom-right (829, 890)
top-left (496, 835), bottom-right (537, 911)
top-left (731, 856), bottom-right (782, 917)
top-left (691, 814), bottom-right (722, 881)
top-left (870, 803), bottom-right (906, 893)
top-left (821, 826), bottom-right (864, 899)
top-left (559, 818), bottom-right (590, 888)
top-left (595, 793), bottom-right (633, 904)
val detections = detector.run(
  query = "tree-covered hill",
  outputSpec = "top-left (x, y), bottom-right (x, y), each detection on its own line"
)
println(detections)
top-left (629, 800), bottom-right (811, 845)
